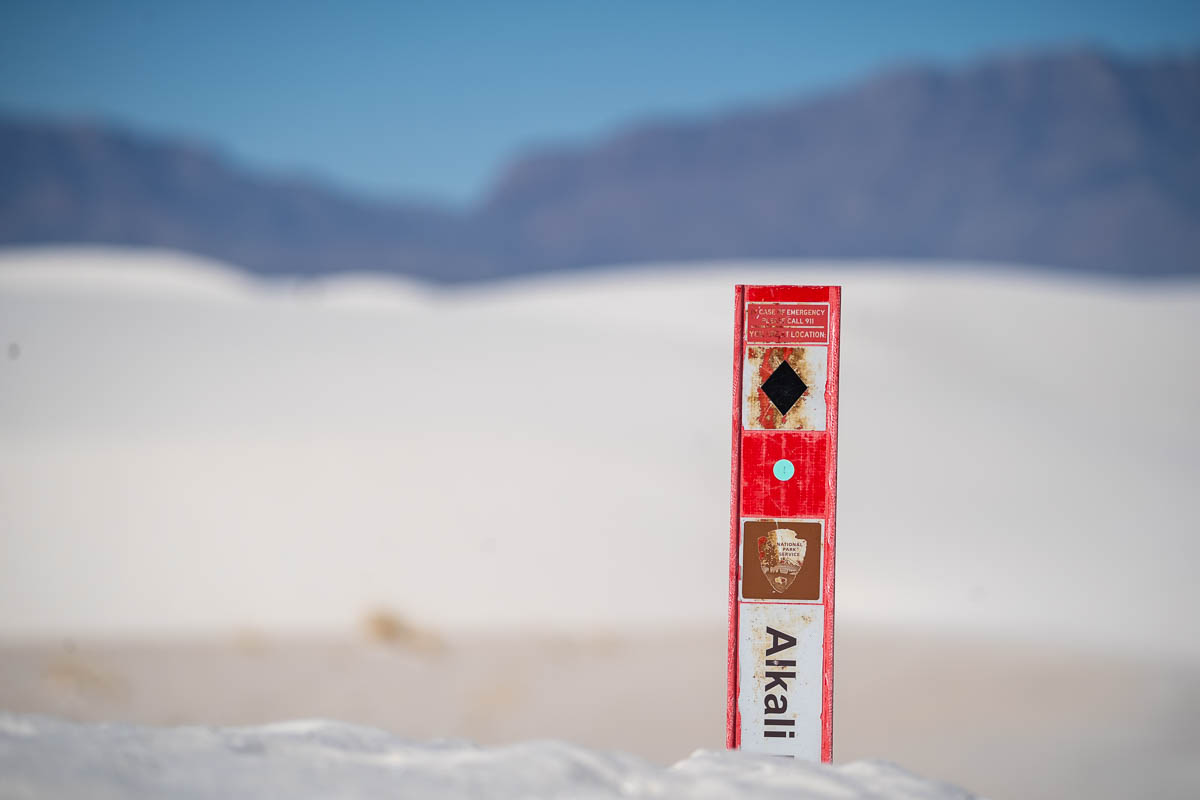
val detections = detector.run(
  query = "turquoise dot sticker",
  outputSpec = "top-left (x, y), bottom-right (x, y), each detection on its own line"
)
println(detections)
top-left (772, 458), bottom-right (795, 481)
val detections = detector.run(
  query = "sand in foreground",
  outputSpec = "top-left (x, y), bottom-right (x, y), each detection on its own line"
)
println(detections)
top-left (1, 625), bottom-right (1196, 800)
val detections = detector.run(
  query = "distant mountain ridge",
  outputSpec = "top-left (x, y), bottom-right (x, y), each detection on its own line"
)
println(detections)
top-left (2, 47), bottom-right (1198, 280)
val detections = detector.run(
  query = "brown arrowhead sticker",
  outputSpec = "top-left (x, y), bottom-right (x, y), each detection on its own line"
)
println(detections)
top-left (757, 528), bottom-right (808, 593)
top-left (742, 519), bottom-right (822, 601)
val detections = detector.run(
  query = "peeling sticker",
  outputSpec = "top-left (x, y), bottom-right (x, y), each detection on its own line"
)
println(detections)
top-left (741, 519), bottom-right (823, 601)
top-left (746, 302), bottom-right (829, 345)
top-left (744, 346), bottom-right (827, 431)
top-left (737, 603), bottom-right (824, 759)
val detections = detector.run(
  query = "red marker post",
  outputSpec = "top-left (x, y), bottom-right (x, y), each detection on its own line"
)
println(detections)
top-left (727, 285), bottom-right (841, 761)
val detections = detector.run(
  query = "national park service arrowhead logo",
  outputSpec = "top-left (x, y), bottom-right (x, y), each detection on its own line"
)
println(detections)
top-left (757, 528), bottom-right (808, 594)
top-left (742, 519), bottom-right (822, 601)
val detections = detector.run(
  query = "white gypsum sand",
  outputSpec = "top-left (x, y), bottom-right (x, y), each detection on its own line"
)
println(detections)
top-left (0, 628), bottom-right (1195, 800)
top-left (1, 248), bottom-right (1199, 799)
top-left (0, 712), bottom-right (978, 800)
top-left (0, 247), bottom-right (1197, 656)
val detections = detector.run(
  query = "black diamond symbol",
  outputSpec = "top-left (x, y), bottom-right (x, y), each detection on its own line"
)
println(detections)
top-left (760, 360), bottom-right (808, 415)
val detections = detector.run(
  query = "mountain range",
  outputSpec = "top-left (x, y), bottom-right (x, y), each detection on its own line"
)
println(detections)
top-left (2, 47), bottom-right (1198, 281)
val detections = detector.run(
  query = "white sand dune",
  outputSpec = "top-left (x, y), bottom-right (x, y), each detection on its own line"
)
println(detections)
top-left (2, 247), bottom-right (1199, 799)
top-left (2, 248), bottom-right (1200, 657)
top-left (0, 712), bottom-right (978, 800)
top-left (2, 628), bottom-right (1195, 800)
top-left (2, 247), bottom-right (1197, 657)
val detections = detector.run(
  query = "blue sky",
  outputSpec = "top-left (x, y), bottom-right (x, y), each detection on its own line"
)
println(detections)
top-left (2, 1), bottom-right (1198, 205)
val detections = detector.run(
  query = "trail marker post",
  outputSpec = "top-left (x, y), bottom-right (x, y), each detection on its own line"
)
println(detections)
top-left (727, 285), bottom-right (841, 761)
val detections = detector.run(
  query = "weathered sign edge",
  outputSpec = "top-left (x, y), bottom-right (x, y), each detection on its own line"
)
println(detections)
top-left (726, 284), bottom-right (745, 750)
